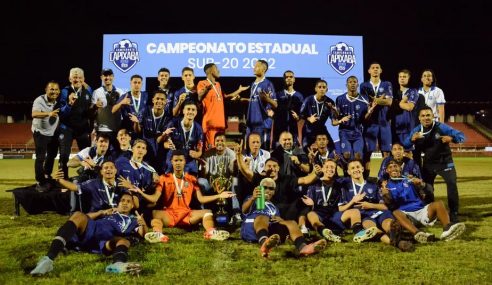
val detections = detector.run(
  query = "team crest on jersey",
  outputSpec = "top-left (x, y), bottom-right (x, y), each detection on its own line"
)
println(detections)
top-left (327, 42), bottom-right (356, 75)
top-left (356, 104), bottom-right (360, 110)
top-left (109, 39), bottom-right (140, 73)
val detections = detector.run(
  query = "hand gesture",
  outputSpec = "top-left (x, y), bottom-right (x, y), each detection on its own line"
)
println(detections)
top-left (351, 192), bottom-right (366, 204)
top-left (234, 139), bottom-right (244, 155)
top-left (82, 156), bottom-right (96, 169)
top-left (411, 131), bottom-right (424, 142)
top-left (53, 169), bottom-right (65, 181)
top-left (307, 147), bottom-right (318, 163)
top-left (266, 109), bottom-right (274, 117)
top-left (178, 93), bottom-right (187, 103)
top-left (302, 195), bottom-right (314, 206)
top-left (313, 164), bottom-right (322, 176)
top-left (135, 211), bottom-right (146, 227)
top-left (291, 110), bottom-right (299, 121)
top-left (440, 135), bottom-right (453, 144)
top-left (50, 109), bottom-right (60, 117)
top-left (117, 175), bottom-right (135, 190)
top-left (121, 96), bottom-right (131, 105)
top-left (164, 138), bottom-right (176, 150)
top-left (380, 180), bottom-right (389, 194)
top-left (218, 191), bottom-right (235, 199)
top-left (307, 114), bottom-right (318, 124)
top-left (68, 92), bottom-right (77, 105)
top-left (128, 113), bottom-right (139, 123)
top-left (259, 90), bottom-right (272, 102)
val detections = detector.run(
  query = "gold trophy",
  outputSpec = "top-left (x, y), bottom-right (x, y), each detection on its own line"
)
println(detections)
top-left (209, 160), bottom-right (232, 226)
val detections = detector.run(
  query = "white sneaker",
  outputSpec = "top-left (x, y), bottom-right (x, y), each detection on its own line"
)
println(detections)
top-left (145, 232), bottom-right (169, 243)
top-left (204, 228), bottom-right (230, 241)
top-left (322, 228), bottom-right (342, 243)
top-left (440, 223), bottom-right (466, 241)
top-left (414, 231), bottom-right (435, 243)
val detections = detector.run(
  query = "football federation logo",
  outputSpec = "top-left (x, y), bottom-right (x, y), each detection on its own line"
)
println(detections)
top-left (328, 42), bottom-right (356, 75)
top-left (110, 39), bottom-right (140, 73)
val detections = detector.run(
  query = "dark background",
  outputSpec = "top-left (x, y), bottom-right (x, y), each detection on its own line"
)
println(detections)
top-left (1, 1), bottom-right (490, 120)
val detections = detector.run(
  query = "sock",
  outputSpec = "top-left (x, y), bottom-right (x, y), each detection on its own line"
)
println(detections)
top-left (317, 227), bottom-right (326, 236)
top-left (112, 245), bottom-right (129, 263)
top-left (47, 221), bottom-right (77, 260)
top-left (256, 229), bottom-right (268, 245)
top-left (294, 236), bottom-right (306, 251)
top-left (352, 222), bottom-right (363, 234)
top-left (151, 219), bottom-right (163, 233)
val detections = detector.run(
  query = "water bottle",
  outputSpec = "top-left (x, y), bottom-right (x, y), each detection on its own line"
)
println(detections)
top-left (256, 186), bottom-right (265, 210)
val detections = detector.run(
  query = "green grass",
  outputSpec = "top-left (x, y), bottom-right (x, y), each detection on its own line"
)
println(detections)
top-left (1, 158), bottom-right (492, 284)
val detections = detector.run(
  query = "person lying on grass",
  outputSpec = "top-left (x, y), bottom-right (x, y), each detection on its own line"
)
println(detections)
top-left (240, 177), bottom-right (327, 258)
top-left (381, 159), bottom-right (466, 242)
top-left (301, 159), bottom-right (378, 243)
top-left (338, 159), bottom-right (414, 251)
top-left (30, 192), bottom-right (147, 275)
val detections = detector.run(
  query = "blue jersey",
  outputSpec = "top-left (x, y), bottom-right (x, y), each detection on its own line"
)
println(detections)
top-left (335, 93), bottom-right (369, 134)
top-left (300, 95), bottom-right (335, 139)
top-left (116, 91), bottom-right (149, 131)
top-left (115, 157), bottom-right (154, 191)
top-left (138, 106), bottom-right (171, 156)
top-left (393, 88), bottom-right (418, 134)
top-left (386, 179), bottom-right (425, 212)
top-left (360, 81), bottom-right (393, 125)
top-left (306, 180), bottom-right (342, 214)
top-left (377, 157), bottom-right (421, 181)
top-left (78, 179), bottom-right (123, 212)
top-left (247, 78), bottom-right (276, 127)
top-left (172, 87), bottom-right (199, 109)
top-left (164, 118), bottom-right (203, 174)
top-left (338, 177), bottom-right (382, 205)
top-left (273, 90), bottom-right (304, 134)
top-left (70, 212), bottom-right (139, 253)
top-left (240, 197), bottom-right (281, 242)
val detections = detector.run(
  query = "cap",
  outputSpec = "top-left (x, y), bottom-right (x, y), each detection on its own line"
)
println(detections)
top-left (101, 68), bottom-right (114, 76)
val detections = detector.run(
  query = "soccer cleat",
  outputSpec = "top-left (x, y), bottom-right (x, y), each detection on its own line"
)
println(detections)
top-left (105, 262), bottom-right (142, 275)
top-left (353, 226), bottom-right (378, 243)
top-left (300, 225), bottom-right (309, 235)
top-left (299, 239), bottom-right (328, 256)
top-left (440, 222), bottom-right (466, 241)
top-left (260, 234), bottom-right (280, 257)
top-left (322, 228), bottom-right (342, 243)
top-left (30, 256), bottom-right (53, 275)
top-left (229, 213), bottom-right (243, 226)
top-left (145, 232), bottom-right (169, 243)
top-left (204, 228), bottom-right (230, 241)
top-left (414, 231), bottom-right (436, 243)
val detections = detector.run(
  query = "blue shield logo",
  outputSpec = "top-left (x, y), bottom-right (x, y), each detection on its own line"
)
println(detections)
top-left (109, 39), bottom-right (140, 73)
top-left (328, 42), bottom-right (356, 75)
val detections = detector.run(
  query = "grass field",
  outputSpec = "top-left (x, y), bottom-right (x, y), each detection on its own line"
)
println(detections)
top-left (0, 158), bottom-right (491, 285)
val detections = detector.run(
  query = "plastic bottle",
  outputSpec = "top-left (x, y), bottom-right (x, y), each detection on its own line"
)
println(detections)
top-left (256, 186), bottom-right (265, 210)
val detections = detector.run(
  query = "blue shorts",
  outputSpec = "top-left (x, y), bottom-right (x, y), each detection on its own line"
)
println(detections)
top-left (316, 211), bottom-right (347, 232)
top-left (361, 210), bottom-right (394, 229)
top-left (364, 124), bottom-right (392, 152)
top-left (68, 220), bottom-right (106, 254)
top-left (241, 217), bottom-right (290, 243)
top-left (339, 130), bottom-right (364, 158)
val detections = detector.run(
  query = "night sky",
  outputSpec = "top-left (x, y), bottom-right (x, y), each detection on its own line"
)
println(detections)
top-left (1, 1), bottom-right (490, 107)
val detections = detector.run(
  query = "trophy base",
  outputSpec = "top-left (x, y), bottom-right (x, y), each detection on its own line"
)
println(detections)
top-left (215, 213), bottom-right (229, 228)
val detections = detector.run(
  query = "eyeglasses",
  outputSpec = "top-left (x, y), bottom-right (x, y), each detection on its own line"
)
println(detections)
top-left (263, 186), bottom-right (276, 190)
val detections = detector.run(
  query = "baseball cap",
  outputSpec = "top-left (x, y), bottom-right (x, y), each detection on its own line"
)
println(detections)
top-left (101, 68), bottom-right (114, 76)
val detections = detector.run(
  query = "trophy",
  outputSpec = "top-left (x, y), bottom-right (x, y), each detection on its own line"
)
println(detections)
top-left (209, 160), bottom-right (233, 227)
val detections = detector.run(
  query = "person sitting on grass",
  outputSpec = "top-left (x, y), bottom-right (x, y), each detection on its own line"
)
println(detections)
top-left (54, 160), bottom-right (125, 217)
top-left (240, 177), bottom-right (327, 258)
top-left (381, 160), bottom-right (466, 242)
top-left (339, 159), bottom-right (414, 251)
top-left (30, 192), bottom-right (147, 276)
top-left (301, 159), bottom-right (378, 243)
top-left (139, 149), bottom-right (234, 243)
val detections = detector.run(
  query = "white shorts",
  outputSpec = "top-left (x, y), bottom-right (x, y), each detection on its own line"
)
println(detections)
top-left (402, 204), bottom-right (437, 227)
